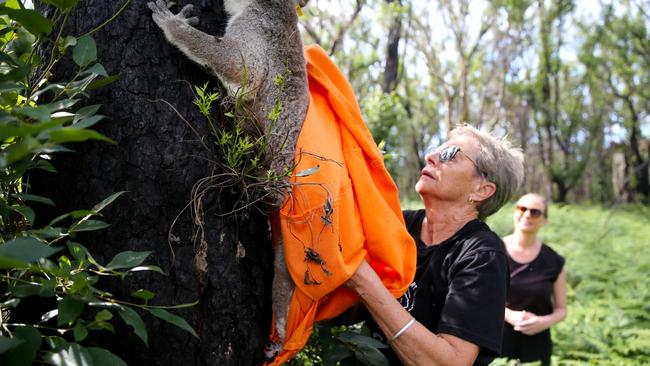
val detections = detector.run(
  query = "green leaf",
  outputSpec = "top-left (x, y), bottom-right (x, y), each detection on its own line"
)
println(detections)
top-left (92, 191), bottom-right (126, 212)
top-left (57, 296), bottom-right (85, 326)
top-left (0, 326), bottom-right (41, 366)
top-left (86, 347), bottom-right (127, 366)
top-left (130, 289), bottom-right (156, 301)
top-left (13, 193), bottom-right (55, 206)
top-left (31, 160), bottom-right (56, 172)
top-left (72, 35), bottom-right (97, 67)
top-left (0, 336), bottom-right (24, 353)
top-left (15, 105), bottom-right (50, 122)
top-left (95, 309), bottom-right (113, 322)
top-left (323, 344), bottom-right (353, 366)
top-left (295, 165), bottom-right (321, 177)
top-left (11, 204), bottom-right (34, 225)
top-left (0, 50), bottom-right (19, 66)
top-left (72, 115), bottom-right (104, 129)
top-left (105, 251), bottom-right (151, 270)
top-left (353, 344), bottom-right (390, 366)
top-left (66, 241), bottom-right (90, 263)
top-left (43, 343), bottom-right (92, 366)
top-left (0, 9), bottom-right (53, 35)
top-left (86, 75), bottom-right (118, 90)
top-left (129, 265), bottom-right (165, 274)
top-left (0, 237), bottom-right (62, 268)
top-left (62, 35), bottom-right (77, 48)
top-left (84, 63), bottom-right (107, 76)
top-left (338, 332), bottom-right (388, 349)
top-left (118, 306), bottom-right (148, 346)
top-left (40, 0), bottom-right (81, 10)
top-left (72, 323), bottom-right (88, 342)
top-left (74, 104), bottom-right (101, 121)
top-left (70, 219), bottom-right (110, 232)
top-left (149, 308), bottom-right (198, 338)
top-left (48, 128), bottom-right (114, 144)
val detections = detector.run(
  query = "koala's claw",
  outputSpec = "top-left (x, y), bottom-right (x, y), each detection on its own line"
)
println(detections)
top-left (179, 4), bottom-right (195, 18)
top-left (148, 0), bottom-right (199, 26)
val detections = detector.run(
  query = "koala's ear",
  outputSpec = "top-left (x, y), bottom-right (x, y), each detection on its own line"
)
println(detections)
top-left (297, 0), bottom-right (310, 7)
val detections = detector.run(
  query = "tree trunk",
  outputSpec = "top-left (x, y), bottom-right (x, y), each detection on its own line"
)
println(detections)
top-left (382, 0), bottom-right (402, 94)
top-left (32, 1), bottom-right (272, 365)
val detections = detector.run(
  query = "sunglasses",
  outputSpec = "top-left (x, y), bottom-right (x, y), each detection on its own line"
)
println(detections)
top-left (435, 145), bottom-right (487, 178)
top-left (516, 205), bottom-right (544, 218)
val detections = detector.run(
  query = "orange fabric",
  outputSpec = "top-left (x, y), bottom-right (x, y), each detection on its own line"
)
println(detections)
top-left (266, 44), bottom-right (416, 365)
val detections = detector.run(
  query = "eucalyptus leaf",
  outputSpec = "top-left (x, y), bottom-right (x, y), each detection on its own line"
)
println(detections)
top-left (338, 332), bottom-right (388, 349)
top-left (70, 219), bottom-right (111, 233)
top-left (57, 296), bottom-right (85, 326)
top-left (0, 336), bottom-right (24, 353)
top-left (39, 0), bottom-right (81, 9)
top-left (130, 289), bottom-right (155, 301)
top-left (86, 347), bottom-right (127, 366)
top-left (11, 204), bottom-right (34, 225)
top-left (92, 191), bottom-right (126, 212)
top-left (86, 75), bottom-right (118, 90)
top-left (295, 165), bottom-right (320, 177)
top-left (0, 237), bottom-right (62, 268)
top-left (353, 344), bottom-right (390, 366)
top-left (47, 128), bottom-right (114, 144)
top-left (74, 104), bottom-right (102, 121)
top-left (84, 63), bottom-right (107, 77)
top-left (118, 306), bottom-right (148, 346)
top-left (129, 265), bottom-right (165, 274)
top-left (43, 343), bottom-right (92, 366)
top-left (105, 251), bottom-right (151, 270)
top-left (323, 343), bottom-right (353, 366)
top-left (72, 115), bottom-right (104, 129)
top-left (0, 326), bottom-right (41, 366)
top-left (72, 323), bottom-right (88, 342)
top-left (12, 193), bottom-right (55, 206)
top-left (0, 8), bottom-right (53, 35)
top-left (72, 35), bottom-right (97, 67)
top-left (149, 308), bottom-right (198, 338)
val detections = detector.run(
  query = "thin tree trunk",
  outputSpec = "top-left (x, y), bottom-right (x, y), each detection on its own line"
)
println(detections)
top-left (32, 1), bottom-right (272, 364)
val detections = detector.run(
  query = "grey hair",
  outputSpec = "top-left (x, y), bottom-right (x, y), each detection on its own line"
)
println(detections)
top-left (449, 124), bottom-right (525, 220)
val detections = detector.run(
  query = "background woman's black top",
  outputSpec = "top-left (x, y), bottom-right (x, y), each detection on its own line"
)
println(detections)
top-left (501, 243), bottom-right (565, 366)
top-left (376, 210), bottom-right (509, 366)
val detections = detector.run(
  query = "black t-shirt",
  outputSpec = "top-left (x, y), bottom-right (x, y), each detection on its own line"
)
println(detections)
top-left (501, 243), bottom-right (565, 365)
top-left (506, 244), bottom-right (565, 315)
top-left (378, 209), bottom-right (509, 366)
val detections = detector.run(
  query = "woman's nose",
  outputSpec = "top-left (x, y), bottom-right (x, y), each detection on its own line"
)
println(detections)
top-left (425, 150), bottom-right (439, 165)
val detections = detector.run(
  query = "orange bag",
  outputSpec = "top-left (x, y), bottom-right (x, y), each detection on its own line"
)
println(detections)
top-left (267, 45), bottom-right (416, 365)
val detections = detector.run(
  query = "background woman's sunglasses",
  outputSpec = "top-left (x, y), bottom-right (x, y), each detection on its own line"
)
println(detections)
top-left (516, 205), bottom-right (544, 218)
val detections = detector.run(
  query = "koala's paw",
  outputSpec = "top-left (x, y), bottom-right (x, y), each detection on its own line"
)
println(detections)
top-left (147, 0), bottom-right (199, 28)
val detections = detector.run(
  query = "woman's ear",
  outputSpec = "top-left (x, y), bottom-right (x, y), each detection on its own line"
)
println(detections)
top-left (472, 180), bottom-right (496, 203)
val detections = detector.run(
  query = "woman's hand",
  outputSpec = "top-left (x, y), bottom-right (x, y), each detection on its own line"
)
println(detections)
top-left (504, 308), bottom-right (528, 326)
top-left (513, 312), bottom-right (551, 335)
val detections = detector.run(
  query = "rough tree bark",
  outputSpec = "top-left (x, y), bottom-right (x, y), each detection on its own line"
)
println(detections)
top-left (33, 1), bottom-right (272, 365)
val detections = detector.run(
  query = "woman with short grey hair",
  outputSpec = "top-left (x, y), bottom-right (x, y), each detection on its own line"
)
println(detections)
top-left (347, 124), bottom-right (524, 366)
top-left (448, 125), bottom-right (525, 220)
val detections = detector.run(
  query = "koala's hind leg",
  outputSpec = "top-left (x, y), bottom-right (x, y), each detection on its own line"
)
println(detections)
top-left (147, 0), bottom-right (247, 86)
top-left (272, 238), bottom-right (294, 342)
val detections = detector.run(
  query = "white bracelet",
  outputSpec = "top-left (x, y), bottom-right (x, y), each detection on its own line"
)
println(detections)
top-left (389, 317), bottom-right (416, 343)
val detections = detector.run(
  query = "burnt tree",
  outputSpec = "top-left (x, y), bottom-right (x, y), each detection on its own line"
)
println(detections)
top-left (33, 0), bottom-right (273, 364)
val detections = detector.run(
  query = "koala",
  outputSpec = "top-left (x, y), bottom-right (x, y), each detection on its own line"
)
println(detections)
top-left (147, 0), bottom-right (310, 347)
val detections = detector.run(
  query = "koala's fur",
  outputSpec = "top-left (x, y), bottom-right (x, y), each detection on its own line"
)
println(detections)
top-left (148, 0), bottom-right (310, 345)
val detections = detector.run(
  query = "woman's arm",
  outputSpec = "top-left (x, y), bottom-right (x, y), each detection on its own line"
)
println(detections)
top-left (514, 269), bottom-right (568, 335)
top-left (347, 260), bottom-right (479, 366)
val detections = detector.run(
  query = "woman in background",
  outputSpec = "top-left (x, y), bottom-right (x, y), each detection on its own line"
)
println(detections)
top-left (501, 193), bottom-right (567, 366)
